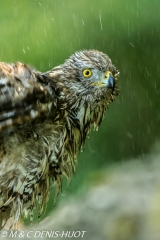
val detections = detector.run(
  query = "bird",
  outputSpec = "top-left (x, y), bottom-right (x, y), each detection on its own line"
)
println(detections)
top-left (0, 50), bottom-right (119, 229)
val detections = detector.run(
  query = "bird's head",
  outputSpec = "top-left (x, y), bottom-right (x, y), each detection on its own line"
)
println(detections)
top-left (46, 50), bottom-right (119, 127)
top-left (62, 50), bottom-right (119, 98)
top-left (48, 50), bottom-right (119, 104)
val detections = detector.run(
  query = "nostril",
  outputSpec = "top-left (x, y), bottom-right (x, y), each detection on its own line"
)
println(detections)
top-left (105, 70), bottom-right (112, 79)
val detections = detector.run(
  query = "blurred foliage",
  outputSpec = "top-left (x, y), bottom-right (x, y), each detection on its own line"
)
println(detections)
top-left (0, 0), bottom-right (160, 223)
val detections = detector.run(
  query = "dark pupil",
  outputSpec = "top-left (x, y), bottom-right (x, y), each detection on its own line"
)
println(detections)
top-left (85, 70), bottom-right (90, 75)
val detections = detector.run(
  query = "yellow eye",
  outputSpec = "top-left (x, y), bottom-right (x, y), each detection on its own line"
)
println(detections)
top-left (82, 69), bottom-right (92, 77)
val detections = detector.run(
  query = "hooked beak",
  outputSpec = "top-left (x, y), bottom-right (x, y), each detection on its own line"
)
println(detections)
top-left (103, 71), bottom-right (115, 89)
top-left (91, 70), bottom-right (115, 90)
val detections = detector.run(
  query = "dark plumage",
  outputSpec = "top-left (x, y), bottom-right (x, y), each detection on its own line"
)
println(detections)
top-left (0, 50), bottom-right (119, 229)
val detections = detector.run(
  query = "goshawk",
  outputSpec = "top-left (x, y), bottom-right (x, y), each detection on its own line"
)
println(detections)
top-left (0, 50), bottom-right (119, 228)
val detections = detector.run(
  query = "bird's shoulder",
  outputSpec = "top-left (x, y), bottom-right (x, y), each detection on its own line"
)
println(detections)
top-left (0, 62), bottom-right (57, 133)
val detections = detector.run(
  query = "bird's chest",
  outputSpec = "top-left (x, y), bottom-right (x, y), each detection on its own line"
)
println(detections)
top-left (0, 118), bottom-right (82, 183)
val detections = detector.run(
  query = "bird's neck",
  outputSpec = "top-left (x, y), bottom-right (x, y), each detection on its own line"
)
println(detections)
top-left (65, 94), bottom-right (108, 147)
top-left (55, 82), bottom-right (111, 152)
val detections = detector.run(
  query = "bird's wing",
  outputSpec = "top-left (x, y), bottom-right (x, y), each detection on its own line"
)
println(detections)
top-left (0, 62), bottom-right (56, 133)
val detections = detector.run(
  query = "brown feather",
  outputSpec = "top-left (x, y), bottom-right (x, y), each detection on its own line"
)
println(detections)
top-left (0, 50), bottom-right (119, 229)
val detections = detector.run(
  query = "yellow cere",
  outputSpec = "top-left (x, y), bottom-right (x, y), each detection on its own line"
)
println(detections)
top-left (105, 71), bottom-right (112, 79)
top-left (82, 69), bottom-right (92, 77)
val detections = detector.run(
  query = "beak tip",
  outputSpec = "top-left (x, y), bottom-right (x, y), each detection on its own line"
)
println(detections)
top-left (107, 75), bottom-right (115, 89)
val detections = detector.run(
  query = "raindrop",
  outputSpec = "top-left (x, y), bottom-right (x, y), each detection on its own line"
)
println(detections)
top-left (154, 82), bottom-right (157, 89)
top-left (145, 67), bottom-right (149, 77)
top-left (150, 100), bottom-right (152, 106)
top-left (99, 15), bottom-right (103, 31)
top-left (128, 21), bottom-right (130, 37)
top-left (126, 132), bottom-right (133, 139)
top-left (112, 20), bottom-right (115, 30)
top-left (129, 42), bottom-right (135, 48)
top-left (44, 28), bottom-right (47, 38)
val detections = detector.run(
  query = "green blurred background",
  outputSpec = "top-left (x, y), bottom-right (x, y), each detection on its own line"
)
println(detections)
top-left (0, 0), bottom-right (160, 222)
